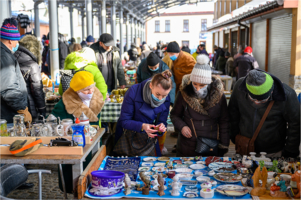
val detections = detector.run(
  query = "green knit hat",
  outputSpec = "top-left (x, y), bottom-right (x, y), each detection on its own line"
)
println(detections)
top-left (246, 70), bottom-right (274, 100)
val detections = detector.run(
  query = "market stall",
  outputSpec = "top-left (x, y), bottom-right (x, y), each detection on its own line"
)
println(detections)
top-left (78, 147), bottom-right (300, 200)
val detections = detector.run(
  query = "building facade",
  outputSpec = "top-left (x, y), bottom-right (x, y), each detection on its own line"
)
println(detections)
top-left (146, 3), bottom-right (214, 54)
top-left (208, 0), bottom-right (301, 90)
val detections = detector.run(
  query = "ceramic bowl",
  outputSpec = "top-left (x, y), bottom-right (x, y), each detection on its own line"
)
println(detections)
top-left (190, 164), bottom-right (206, 170)
top-left (178, 174), bottom-right (194, 180)
top-left (138, 167), bottom-right (150, 172)
top-left (201, 182), bottom-right (212, 189)
top-left (208, 170), bottom-right (215, 176)
top-left (91, 170), bottom-right (125, 190)
top-left (280, 174), bottom-right (291, 182)
top-left (268, 172), bottom-right (276, 179)
top-left (183, 191), bottom-right (198, 198)
top-left (200, 188), bottom-right (214, 198)
top-left (141, 162), bottom-right (154, 167)
top-left (194, 171), bottom-right (203, 177)
top-left (152, 185), bottom-right (167, 191)
top-left (196, 176), bottom-right (210, 183)
top-left (194, 169), bottom-right (209, 176)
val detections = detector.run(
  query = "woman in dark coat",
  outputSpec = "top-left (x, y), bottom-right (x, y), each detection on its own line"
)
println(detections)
top-left (170, 54), bottom-right (230, 157)
top-left (115, 70), bottom-right (173, 156)
top-left (14, 35), bottom-right (46, 121)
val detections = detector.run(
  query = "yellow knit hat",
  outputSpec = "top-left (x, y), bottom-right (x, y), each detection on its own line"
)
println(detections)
top-left (70, 71), bottom-right (94, 92)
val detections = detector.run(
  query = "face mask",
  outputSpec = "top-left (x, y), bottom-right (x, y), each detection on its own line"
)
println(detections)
top-left (12, 43), bottom-right (19, 53)
top-left (151, 94), bottom-right (166, 102)
top-left (149, 66), bottom-right (159, 72)
top-left (78, 92), bottom-right (93, 101)
top-left (170, 55), bottom-right (177, 61)
top-left (193, 84), bottom-right (208, 99)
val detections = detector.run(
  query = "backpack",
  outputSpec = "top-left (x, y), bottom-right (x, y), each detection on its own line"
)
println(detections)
top-left (59, 68), bottom-right (86, 93)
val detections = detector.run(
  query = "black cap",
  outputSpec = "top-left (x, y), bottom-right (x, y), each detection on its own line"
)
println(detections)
top-left (167, 41), bottom-right (180, 53)
top-left (99, 33), bottom-right (114, 46)
top-left (147, 52), bottom-right (161, 67)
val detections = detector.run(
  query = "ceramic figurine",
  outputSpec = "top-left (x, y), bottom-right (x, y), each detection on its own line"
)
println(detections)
top-left (157, 174), bottom-right (165, 196)
top-left (277, 177), bottom-right (287, 192)
top-left (170, 175), bottom-right (181, 196)
top-left (242, 155), bottom-right (253, 168)
top-left (266, 178), bottom-right (275, 190)
top-left (250, 161), bottom-right (268, 197)
top-left (270, 184), bottom-right (287, 198)
top-left (292, 162), bottom-right (300, 174)
top-left (291, 170), bottom-right (301, 198)
top-left (137, 172), bottom-right (151, 195)
top-left (268, 160), bottom-right (281, 173)
top-left (124, 173), bottom-right (132, 195)
top-left (283, 162), bottom-right (293, 173)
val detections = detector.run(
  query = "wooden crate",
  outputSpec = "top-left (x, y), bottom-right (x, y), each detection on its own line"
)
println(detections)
top-left (0, 145), bottom-right (83, 155)
top-left (0, 136), bottom-right (92, 145)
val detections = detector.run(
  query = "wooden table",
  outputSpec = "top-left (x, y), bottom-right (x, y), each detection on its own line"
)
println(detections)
top-left (0, 128), bottom-right (105, 191)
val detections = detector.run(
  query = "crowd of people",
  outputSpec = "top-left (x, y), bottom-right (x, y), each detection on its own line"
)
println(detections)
top-left (0, 17), bottom-right (300, 160)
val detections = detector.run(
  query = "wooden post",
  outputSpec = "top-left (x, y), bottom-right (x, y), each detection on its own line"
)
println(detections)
top-left (223, 30), bottom-right (225, 48)
top-left (265, 19), bottom-right (270, 72)
top-left (249, 23), bottom-right (253, 47)
top-left (218, 31), bottom-right (220, 47)
top-left (229, 28), bottom-right (232, 54)
top-left (237, 26), bottom-right (240, 50)
top-left (213, 32), bottom-right (216, 51)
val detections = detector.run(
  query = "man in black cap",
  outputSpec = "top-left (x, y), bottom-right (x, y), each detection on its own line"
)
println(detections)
top-left (90, 33), bottom-right (126, 92)
top-left (136, 52), bottom-right (176, 104)
top-left (127, 43), bottom-right (139, 62)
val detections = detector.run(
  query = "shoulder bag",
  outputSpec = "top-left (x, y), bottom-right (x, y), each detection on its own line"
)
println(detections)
top-left (235, 101), bottom-right (274, 156)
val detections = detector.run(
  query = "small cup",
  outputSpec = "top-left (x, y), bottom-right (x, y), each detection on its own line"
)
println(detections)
top-left (168, 171), bottom-right (176, 179)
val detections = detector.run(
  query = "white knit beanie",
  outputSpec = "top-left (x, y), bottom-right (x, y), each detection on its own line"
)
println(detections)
top-left (190, 54), bottom-right (212, 84)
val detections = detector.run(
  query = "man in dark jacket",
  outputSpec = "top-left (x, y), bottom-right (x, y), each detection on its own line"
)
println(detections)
top-left (136, 52), bottom-right (176, 104)
top-left (233, 46), bottom-right (259, 79)
top-left (58, 33), bottom-right (68, 69)
top-left (0, 18), bottom-right (32, 123)
top-left (213, 45), bottom-right (222, 69)
top-left (90, 33), bottom-right (126, 92)
top-left (127, 43), bottom-right (138, 61)
top-left (14, 35), bottom-right (46, 121)
top-left (229, 69), bottom-right (300, 158)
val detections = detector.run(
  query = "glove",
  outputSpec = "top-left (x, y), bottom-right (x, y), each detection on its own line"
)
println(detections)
top-left (218, 144), bottom-right (229, 157)
top-left (17, 107), bottom-right (32, 123)
top-left (282, 149), bottom-right (299, 159)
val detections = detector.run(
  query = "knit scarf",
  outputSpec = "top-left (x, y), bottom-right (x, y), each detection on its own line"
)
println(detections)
top-left (143, 80), bottom-right (165, 108)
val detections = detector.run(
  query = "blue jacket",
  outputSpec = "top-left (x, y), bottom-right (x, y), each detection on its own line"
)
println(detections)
top-left (136, 58), bottom-right (176, 104)
top-left (115, 79), bottom-right (171, 156)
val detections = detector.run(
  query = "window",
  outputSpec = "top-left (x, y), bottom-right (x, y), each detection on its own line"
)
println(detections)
top-left (183, 20), bottom-right (189, 32)
top-left (155, 20), bottom-right (160, 32)
top-left (201, 19), bottom-right (207, 31)
top-left (182, 40), bottom-right (189, 47)
top-left (165, 20), bottom-right (170, 32)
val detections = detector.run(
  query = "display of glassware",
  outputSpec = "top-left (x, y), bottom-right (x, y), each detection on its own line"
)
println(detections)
top-left (31, 123), bottom-right (43, 137)
top-left (40, 115), bottom-right (53, 136)
top-left (13, 115), bottom-right (27, 137)
top-left (0, 119), bottom-right (8, 136)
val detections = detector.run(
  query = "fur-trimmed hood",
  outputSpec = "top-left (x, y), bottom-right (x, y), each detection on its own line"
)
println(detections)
top-left (180, 74), bottom-right (224, 115)
top-left (62, 88), bottom-right (104, 122)
top-left (64, 51), bottom-right (98, 70)
top-left (18, 35), bottom-right (42, 65)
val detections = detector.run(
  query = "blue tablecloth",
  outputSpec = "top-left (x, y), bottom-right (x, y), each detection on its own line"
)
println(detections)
top-left (85, 156), bottom-right (252, 199)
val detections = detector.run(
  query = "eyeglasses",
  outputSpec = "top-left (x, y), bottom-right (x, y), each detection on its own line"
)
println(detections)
top-left (248, 94), bottom-right (270, 104)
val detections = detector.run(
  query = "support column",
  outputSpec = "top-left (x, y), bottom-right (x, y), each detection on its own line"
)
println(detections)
top-left (86, 0), bottom-right (93, 36)
top-left (98, 5), bottom-right (102, 35)
top-left (101, 0), bottom-right (106, 33)
top-left (119, 7), bottom-right (124, 56)
top-left (81, 11), bottom-right (85, 40)
top-left (131, 17), bottom-right (134, 46)
top-left (134, 19), bottom-right (137, 44)
top-left (126, 13), bottom-right (130, 51)
top-left (48, 0), bottom-right (59, 80)
top-left (264, 19), bottom-right (269, 72)
top-left (8, 0), bottom-right (12, 17)
top-left (69, 7), bottom-right (74, 39)
top-left (111, 1), bottom-right (116, 42)
top-left (34, 1), bottom-right (42, 40)
top-left (92, 15), bottom-right (94, 37)
top-left (0, 0), bottom-right (10, 26)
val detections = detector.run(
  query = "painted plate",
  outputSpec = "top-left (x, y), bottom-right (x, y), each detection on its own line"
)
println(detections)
top-left (185, 185), bottom-right (198, 191)
top-left (138, 167), bottom-right (150, 172)
top-left (174, 164), bottom-right (189, 169)
top-left (179, 180), bottom-right (198, 186)
top-left (181, 157), bottom-right (194, 162)
top-left (184, 161), bottom-right (194, 165)
top-left (143, 157), bottom-right (157, 162)
top-left (190, 164), bottom-right (206, 170)
top-left (215, 185), bottom-right (249, 197)
top-left (152, 167), bottom-right (167, 172)
top-left (194, 169), bottom-right (209, 176)
top-left (208, 162), bottom-right (235, 173)
top-left (158, 157), bottom-right (170, 162)
top-left (142, 171), bottom-right (154, 176)
top-left (196, 161), bottom-right (206, 165)
top-left (174, 168), bottom-right (193, 174)
top-left (183, 191), bottom-right (198, 198)
top-left (154, 162), bottom-right (166, 167)
top-left (178, 173), bottom-right (194, 180)
top-left (152, 185), bottom-right (167, 191)
top-left (213, 173), bottom-right (243, 183)
top-left (141, 162), bottom-right (154, 167)
top-left (152, 174), bottom-right (168, 179)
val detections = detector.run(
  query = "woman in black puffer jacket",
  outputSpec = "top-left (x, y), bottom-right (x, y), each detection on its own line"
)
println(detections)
top-left (14, 35), bottom-right (46, 121)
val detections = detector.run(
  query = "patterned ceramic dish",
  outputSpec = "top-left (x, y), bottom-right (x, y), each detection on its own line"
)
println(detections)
top-left (196, 176), bottom-right (210, 183)
top-left (174, 168), bottom-right (193, 174)
top-left (152, 185), bottom-right (167, 191)
top-left (143, 157), bottom-right (157, 162)
top-left (158, 157), bottom-right (170, 162)
top-left (138, 167), bottom-right (150, 172)
top-left (154, 162), bottom-right (166, 167)
top-left (183, 191), bottom-right (198, 198)
top-left (180, 180), bottom-right (198, 186)
top-left (178, 173), bottom-right (194, 180)
top-left (190, 164), bottom-right (206, 170)
top-left (142, 171), bottom-right (154, 176)
top-left (181, 157), bottom-right (194, 162)
top-left (91, 170), bottom-right (125, 190)
top-left (213, 173), bottom-right (243, 183)
top-left (185, 185), bottom-right (198, 191)
top-left (174, 164), bottom-right (189, 169)
top-left (152, 167), bottom-right (167, 172)
top-left (194, 169), bottom-right (209, 176)
top-left (208, 162), bottom-right (235, 173)
top-left (141, 162), bottom-right (154, 167)
top-left (184, 161), bottom-right (194, 165)
top-left (215, 185), bottom-right (248, 197)
top-left (196, 161), bottom-right (206, 165)
top-left (152, 174), bottom-right (168, 179)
